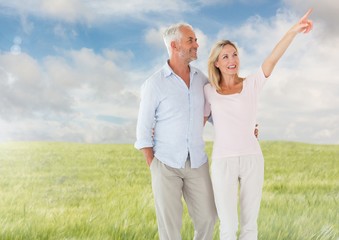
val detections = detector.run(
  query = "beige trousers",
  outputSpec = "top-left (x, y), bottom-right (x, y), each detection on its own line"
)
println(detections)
top-left (150, 157), bottom-right (217, 240)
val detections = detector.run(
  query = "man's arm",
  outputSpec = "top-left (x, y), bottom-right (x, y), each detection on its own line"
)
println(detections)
top-left (134, 80), bottom-right (158, 166)
top-left (141, 147), bottom-right (154, 167)
top-left (255, 124), bottom-right (259, 139)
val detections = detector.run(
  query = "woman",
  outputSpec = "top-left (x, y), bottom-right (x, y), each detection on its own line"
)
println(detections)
top-left (204, 9), bottom-right (313, 240)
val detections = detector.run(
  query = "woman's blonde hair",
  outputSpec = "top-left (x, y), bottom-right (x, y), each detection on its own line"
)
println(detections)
top-left (208, 40), bottom-right (238, 91)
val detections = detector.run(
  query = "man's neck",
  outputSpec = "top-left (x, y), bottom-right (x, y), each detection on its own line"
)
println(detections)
top-left (168, 58), bottom-right (191, 88)
top-left (168, 58), bottom-right (190, 79)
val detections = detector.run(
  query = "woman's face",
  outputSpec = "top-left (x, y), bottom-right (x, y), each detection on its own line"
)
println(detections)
top-left (215, 44), bottom-right (239, 76)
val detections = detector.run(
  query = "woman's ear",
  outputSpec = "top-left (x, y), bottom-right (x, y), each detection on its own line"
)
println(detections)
top-left (214, 60), bottom-right (219, 68)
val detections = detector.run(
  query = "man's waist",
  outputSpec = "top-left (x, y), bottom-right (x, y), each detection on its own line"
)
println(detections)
top-left (154, 148), bottom-right (207, 169)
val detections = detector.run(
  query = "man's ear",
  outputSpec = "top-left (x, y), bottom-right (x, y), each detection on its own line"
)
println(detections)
top-left (171, 41), bottom-right (177, 51)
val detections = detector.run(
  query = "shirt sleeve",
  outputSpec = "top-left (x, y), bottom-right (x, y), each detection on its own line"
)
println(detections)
top-left (204, 84), bottom-right (211, 117)
top-left (134, 79), bottom-right (158, 150)
top-left (254, 66), bottom-right (269, 93)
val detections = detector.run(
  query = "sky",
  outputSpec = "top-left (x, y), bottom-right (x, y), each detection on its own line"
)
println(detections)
top-left (0, 0), bottom-right (338, 145)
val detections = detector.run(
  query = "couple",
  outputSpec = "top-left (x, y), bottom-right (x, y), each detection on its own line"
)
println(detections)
top-left (134, 9), bottom-right (313, 240)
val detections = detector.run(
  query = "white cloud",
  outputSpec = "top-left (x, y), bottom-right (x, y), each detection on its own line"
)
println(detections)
top-left (53, 24), bottom-right (78, 40)
top-left (198, 0), bottom-right (268, 5)
top-left (20, 15), bottom-right (34, 34)
top-left (0, 0), bottom-right (90, 22)
top-left (0, 0), bottom-right (196, 24)
top-left (0, 46), bottom-right (140, 143)
top-left (283, 0), bottom-right (339, 35)
top-left (193, 27), bottom-right (210, 72)
top-left (144, 27), bottom-right (167, 52)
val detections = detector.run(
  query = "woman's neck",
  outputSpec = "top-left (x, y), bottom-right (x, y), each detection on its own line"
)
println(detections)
top-left (220, 74), bottom-right (241, 89)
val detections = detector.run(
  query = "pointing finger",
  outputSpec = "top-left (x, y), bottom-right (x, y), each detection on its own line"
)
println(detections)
top-left (301, 8), bottom-right (313, 21)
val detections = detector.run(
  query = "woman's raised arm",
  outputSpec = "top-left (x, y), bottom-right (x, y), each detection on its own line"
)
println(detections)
top-left (262, 8), bottom-right (313, 78)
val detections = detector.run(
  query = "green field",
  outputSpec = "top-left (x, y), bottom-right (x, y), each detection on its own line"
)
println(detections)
top-left (0, 141), bottom-right (338, 240)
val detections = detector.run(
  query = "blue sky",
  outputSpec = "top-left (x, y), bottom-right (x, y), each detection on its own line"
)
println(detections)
top-left (1, 1), bottom-right (282, 62)
top-left (0, 0), bottom-right (338, 144)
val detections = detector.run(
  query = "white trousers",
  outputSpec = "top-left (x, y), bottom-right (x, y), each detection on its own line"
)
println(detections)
top-left (211, 155), bottom-right (264, 240)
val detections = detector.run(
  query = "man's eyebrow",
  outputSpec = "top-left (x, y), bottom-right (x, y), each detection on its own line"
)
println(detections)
top-left (187, 36), bottom-right (197, 41)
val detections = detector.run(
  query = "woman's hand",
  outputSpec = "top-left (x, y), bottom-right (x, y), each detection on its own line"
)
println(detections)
top-left (292, 8), bottom-right (313, 34)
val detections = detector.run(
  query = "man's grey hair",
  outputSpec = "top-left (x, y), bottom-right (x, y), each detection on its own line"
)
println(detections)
top-left (163, 22), bottom-right (194, 57)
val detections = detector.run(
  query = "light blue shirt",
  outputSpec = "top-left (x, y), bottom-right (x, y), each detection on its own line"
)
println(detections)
top-left (134, 62), bottom-right (208, 168)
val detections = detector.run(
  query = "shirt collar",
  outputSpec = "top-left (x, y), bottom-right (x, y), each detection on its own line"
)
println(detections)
top-left (164, 60), bottom-right (198, 78)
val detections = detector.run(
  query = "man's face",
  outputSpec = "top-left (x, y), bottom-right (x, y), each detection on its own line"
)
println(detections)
top-left (176, 26), bottom-right (199, 62)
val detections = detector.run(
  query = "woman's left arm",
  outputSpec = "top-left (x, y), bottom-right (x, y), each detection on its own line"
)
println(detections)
top-left (262, 8), bottom-right (313, 78)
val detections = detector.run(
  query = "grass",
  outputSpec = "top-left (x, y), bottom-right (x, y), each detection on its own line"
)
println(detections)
top-left (0, 141), bottom-right (338, 239)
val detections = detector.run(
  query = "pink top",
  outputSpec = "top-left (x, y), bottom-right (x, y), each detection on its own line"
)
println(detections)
top-left (204, 68), bottom-right (268, 159)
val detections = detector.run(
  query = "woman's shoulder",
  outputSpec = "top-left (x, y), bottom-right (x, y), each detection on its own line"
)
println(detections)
top-left (243, 67), bottom-right (268, 91)
top-left (204, 82), bottom-right (215, 92)
top-left (244, 67), bottom-right (267, 81)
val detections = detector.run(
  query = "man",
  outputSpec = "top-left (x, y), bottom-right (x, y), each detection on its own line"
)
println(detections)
top-left (134, 23), bottom-right (217, 239)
